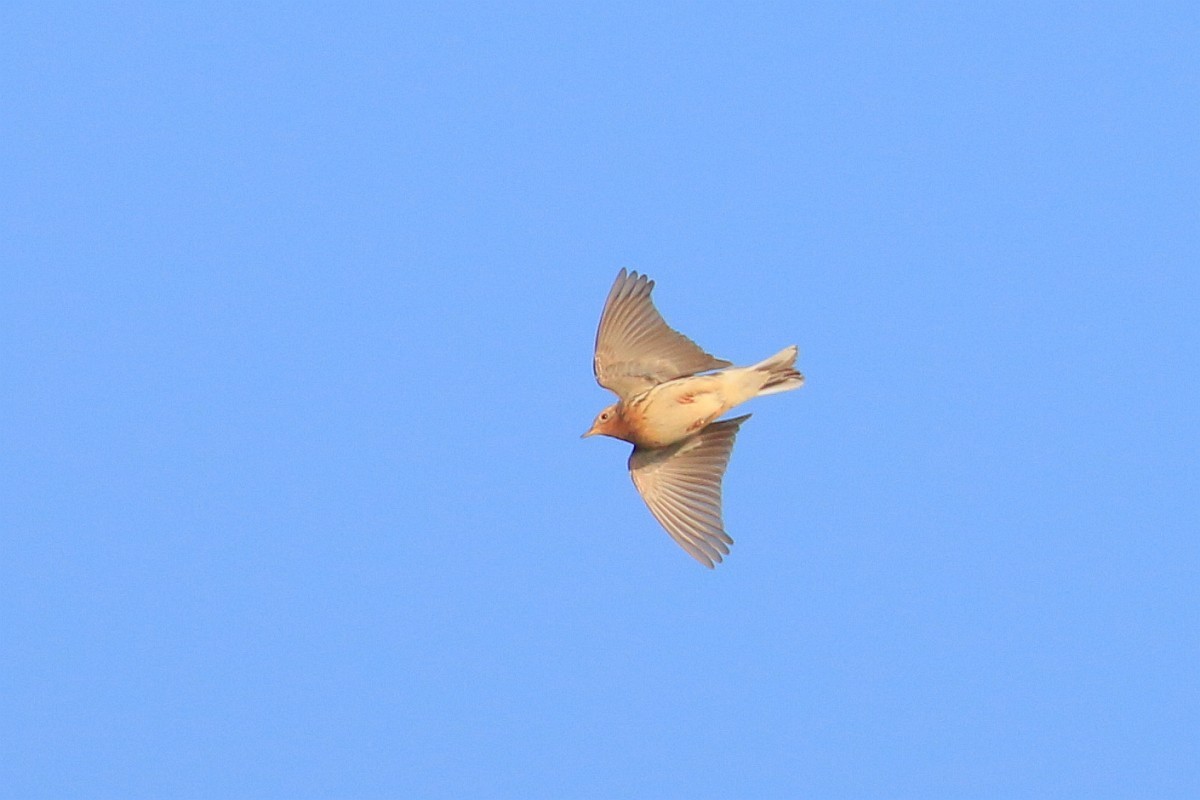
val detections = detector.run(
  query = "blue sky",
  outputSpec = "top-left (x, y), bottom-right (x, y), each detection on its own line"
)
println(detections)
top-left (3, 3), bottom-right (1197, 797)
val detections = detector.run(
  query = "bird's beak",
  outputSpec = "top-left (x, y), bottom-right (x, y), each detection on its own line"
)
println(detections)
top-left (581, 425), bottom-right (597, 439)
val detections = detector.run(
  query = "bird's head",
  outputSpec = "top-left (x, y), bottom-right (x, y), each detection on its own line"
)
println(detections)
top-left (582, 404), bottom-right (624, 440)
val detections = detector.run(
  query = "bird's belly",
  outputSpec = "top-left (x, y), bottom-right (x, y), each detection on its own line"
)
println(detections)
top-left (629, 381), bottom-right (728, 448)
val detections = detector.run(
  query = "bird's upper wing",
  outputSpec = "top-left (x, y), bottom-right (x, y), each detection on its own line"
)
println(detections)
top-left (628, 414), bottom-right (750, 568)
top-left (593, 269), bottom-right (732, 400)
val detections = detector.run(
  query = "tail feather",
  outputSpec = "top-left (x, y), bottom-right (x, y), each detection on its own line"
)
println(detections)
top-left (753, 345), bottom-right (804, 396)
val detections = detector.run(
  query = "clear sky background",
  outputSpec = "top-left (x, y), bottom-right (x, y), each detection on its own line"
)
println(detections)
top-left (3, 3), bottom-right (1197, 798)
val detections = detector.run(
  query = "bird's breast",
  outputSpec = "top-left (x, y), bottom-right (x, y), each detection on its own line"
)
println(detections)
top-left (622, 377), bottom-right (729, 448)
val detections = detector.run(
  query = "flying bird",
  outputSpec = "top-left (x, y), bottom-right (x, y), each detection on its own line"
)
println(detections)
top-left (582, 268), bottom-right (804, 567)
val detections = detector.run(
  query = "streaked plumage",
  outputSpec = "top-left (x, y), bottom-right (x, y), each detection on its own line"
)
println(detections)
top-left (583, 269), bottom-right (804, 567)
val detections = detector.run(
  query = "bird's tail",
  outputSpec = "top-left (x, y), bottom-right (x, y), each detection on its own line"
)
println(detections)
top-left (752, 345), bottom-right (805, 396)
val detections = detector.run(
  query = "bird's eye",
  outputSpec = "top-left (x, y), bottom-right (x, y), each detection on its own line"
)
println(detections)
top-left (601, 411), bottom-right (610, 420)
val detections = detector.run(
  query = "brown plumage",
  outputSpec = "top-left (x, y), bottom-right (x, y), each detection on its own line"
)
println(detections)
top-left (582, 269), bottom-right (804, 567)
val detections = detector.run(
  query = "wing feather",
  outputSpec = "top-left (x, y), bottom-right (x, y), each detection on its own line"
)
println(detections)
top-left (593, 269), bottom-right (732, 400)
top-left (628, 414), bottom-right (750, 568)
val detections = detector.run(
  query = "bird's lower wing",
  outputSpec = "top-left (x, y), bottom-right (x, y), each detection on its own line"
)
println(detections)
top-left (628, 414), bottom-right (750, 568)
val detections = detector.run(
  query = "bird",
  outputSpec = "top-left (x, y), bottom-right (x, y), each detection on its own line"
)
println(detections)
top-left (582, 268), bottom-right (804, 567)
